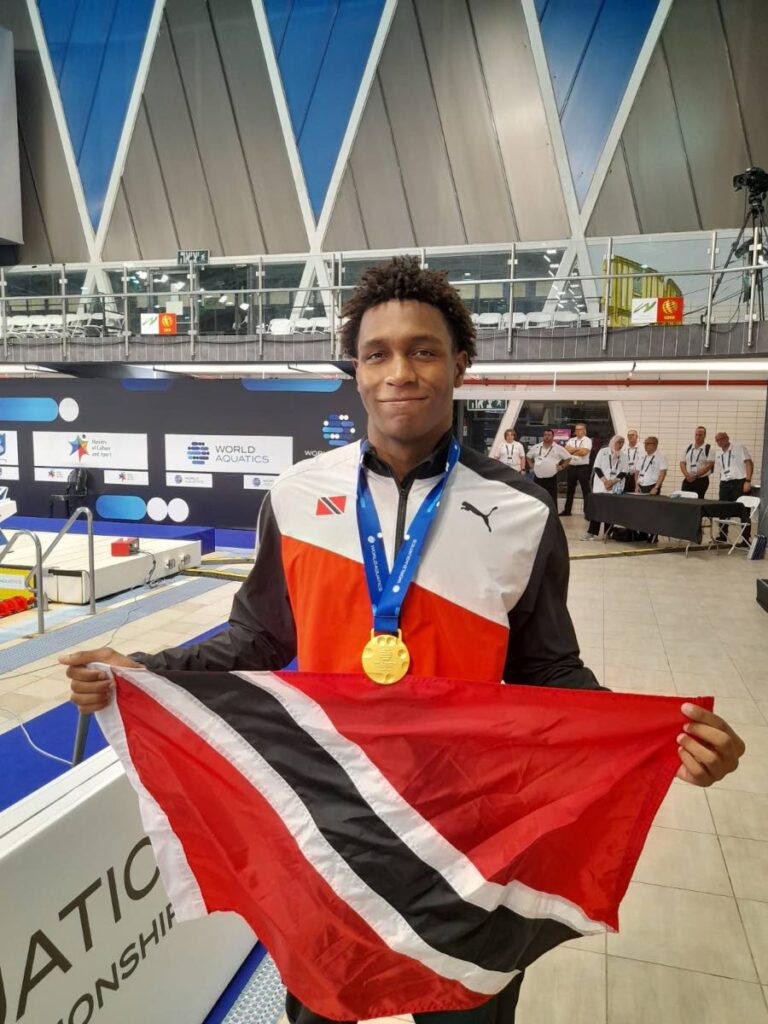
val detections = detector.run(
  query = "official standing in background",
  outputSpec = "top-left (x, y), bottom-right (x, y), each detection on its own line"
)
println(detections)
top-left (584, 435), bottom-right (629, 539)
top-left (636, 437), bottom-right (668, 542)
top-left (625, 428), bottom-right (643, 489)
top-left (560, 423), bottom-right (592, 516)
top-left (680, 426), bottom-right (715, 497)
top-left (490, 428), bottom-right (526, 472)
top-left (714, 432), bottom-right (754, 545)
top-left (527, 429), bottom-right (570, 506)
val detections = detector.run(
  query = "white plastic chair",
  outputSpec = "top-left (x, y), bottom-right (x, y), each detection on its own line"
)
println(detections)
top-left (553, 311), bottom-right (580, 327)
top-left (711, 495), bottom-right (760, 554)
top-left (268, 318), bottom-right (295, 335)
top-left (525, 311), bottom-right (554, 329)
top-left (293, 318), bottom-right (313, 332)
top-left (308, 316), bottom-right (329, 332)
top-left (477, 312), bottom-right (501, 330)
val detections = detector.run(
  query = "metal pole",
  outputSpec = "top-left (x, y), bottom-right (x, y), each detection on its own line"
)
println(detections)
top-left (72, 712), bottom-right (91, 765)
top-left (747, 223), bottom-right (759, 349)
top-left (188, 260), bottom-right (196, 360)
top-left (601, 237), bottom-right (613, 352)
top-left (0, 267), bottom-right (7, 361)
top-left (257, 256), bottom-right (264, 359)
top-left (704, 230), bottom-right (717, 350)
top-left (85, 507), bottom-right (96, 615)
top-left (507, 244), bottom-right (514, 355)
top-left (60, 264), bottom-right (68, 360)
top-left (123, 265), bottom-right (130, 359)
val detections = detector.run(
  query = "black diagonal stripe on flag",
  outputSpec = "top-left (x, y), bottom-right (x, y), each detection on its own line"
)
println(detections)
top-left (161, 669), bottom-right (578, 972)
top-left (320, 496), bottom-right (344, 514)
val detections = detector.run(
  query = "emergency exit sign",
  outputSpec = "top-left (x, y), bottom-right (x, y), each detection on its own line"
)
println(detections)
top-left (177, 249), bottom-right (210, 265)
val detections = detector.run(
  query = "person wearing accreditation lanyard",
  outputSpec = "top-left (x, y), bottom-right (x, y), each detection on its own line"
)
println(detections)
top-left (490, 428), bottom-right (526, 472)
top-left (559, 423), bottom-right (592, 516)
top-left (61, 257), bottom-right (745, 1024)
top-left (679, 426), bottom-right (715, 498)
top-left (527, 430), bottom-right (570, 506)
top-left (635, 437), bottom-right (668, 543)
top-left (624, 428), bottom-right (643, 488)
top-left (584, 435), bottom-right (630, 539)
top-left (714, 432), bottom-right (754, 545)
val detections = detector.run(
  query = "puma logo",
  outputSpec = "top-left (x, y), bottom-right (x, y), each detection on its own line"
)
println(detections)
top-left (461, 501), bottom-right (498, 533)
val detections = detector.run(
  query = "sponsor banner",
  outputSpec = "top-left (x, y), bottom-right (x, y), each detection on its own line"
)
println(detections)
top-left (165, 434), bottom-right (292, 475)
top-left (166, 471), bottom-right (213, 489)
top-left (104, 470), bottom-right (150, 486)
top-left (35, 467), bottom-right (70, 482)
top-left (140, 312), bottom-right (178, 335)
top-left (0, 465), bottom-right (20, 480)
top-left (0, 567), bottom-right (33, 600)
top-left (33, 432), bottom-right (148, 470)
top-left (630, 297), bottom-right (684, 325)
top-left (243, 474), bottom-right (277, 491)
top-left (0, 429), bottom-right (19, 465)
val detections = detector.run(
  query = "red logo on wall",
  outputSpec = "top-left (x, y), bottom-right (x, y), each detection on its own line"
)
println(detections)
top-left (159, 313), bottom-right (178, 335)
top-left (658, 297), bottom-right (683, 324)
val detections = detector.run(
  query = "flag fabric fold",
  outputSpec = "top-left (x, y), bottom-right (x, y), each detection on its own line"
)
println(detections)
top-left (96, 667), bottom-right (712, 1021)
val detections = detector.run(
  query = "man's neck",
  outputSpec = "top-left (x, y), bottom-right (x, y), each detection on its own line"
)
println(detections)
top-left (367, 426), bottom-right (450, 483)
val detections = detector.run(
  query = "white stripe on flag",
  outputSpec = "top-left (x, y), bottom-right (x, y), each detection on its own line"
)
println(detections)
top-left (237, 671), bottom-right (606, 936)
top-left (112, 667), bottom-right (517, 996)
top-left (95, 666), bottom-right (208, 924)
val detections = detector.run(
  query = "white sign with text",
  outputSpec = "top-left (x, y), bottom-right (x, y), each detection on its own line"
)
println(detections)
top-left (33, 432), bottom-right (149, 471)
top-left (165, 434), bottom-right (292, 475)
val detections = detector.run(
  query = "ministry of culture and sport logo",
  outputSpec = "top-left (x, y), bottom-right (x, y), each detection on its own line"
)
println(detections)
top-left (69, 434), bottom-right (88, 461)
top-left (187, 440), bottom-right (210, 465)
top-left (322, 414), bottom-right (356, 448)
top-left (0, 433), bottom-right (5, 457)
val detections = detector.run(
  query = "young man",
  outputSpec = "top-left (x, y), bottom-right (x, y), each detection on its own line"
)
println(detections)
top-left (63, 258), bottom-right (744, 1024)
top-left (559, 423), bottom-right (592, 516)
top-left (490, 427), bottom-right (526, 472)
top-left (526, 429), bottom-right (570, 506)
top-left (679, 426), bottom-right (715, 497)
top-left (714, 432), bottom-right (754, 544)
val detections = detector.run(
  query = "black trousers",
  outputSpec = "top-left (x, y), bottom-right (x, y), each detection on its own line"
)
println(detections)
top-left (286, 974), bottom-right (526, 1024)
top-left (534, 474), bottom-right (559, 506)
top-left (637, 484), bottom-right (660, 541)
top-left (717, 478), bottom-right (750, 542)
top-left (563, 464), bottom-right (590, 513)
top-left (682, 476), bottom-right (709, 498)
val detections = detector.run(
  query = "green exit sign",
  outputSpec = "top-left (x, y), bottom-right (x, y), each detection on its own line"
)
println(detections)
top-left (466, 399), bottom-right (508, 411)
top-left (177, 249), bottom-right (210, 265)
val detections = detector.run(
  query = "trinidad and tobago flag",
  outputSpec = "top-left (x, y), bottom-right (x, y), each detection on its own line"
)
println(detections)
top-left (97, 668), bottom-right (712, 1021)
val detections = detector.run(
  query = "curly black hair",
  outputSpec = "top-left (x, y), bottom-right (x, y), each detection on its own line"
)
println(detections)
top-left (340, 256), bottom-right (477, 365)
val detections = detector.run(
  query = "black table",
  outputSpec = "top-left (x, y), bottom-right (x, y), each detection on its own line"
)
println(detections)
top-left (584, 493), bottom-right (747, 544)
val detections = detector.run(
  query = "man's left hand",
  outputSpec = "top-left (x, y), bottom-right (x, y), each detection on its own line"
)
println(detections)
top-left (743, 480), bottom-right (752, 493)
top-left (676, 703), bottom-right (745, 786)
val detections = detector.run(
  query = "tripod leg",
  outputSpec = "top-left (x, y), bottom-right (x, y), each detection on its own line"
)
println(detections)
top-left (711, 214), bottom-right (749, 306)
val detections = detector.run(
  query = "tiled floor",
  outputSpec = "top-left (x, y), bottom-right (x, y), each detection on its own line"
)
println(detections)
top-left (1, 526), bottom-right (767, 1022)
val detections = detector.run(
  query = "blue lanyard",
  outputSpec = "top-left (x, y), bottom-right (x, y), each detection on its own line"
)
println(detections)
top-left (356, 438), bottom-right (460, 634)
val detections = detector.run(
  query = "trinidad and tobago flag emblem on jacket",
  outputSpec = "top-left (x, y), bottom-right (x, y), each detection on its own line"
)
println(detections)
top-left (315, 495), bottom-right (347, 516)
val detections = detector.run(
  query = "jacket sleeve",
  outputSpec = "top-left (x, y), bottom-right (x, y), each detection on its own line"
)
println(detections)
top-left (132, 494), bottom-right (297, 672)
top-left (503, 507), bottom-right (605, 690)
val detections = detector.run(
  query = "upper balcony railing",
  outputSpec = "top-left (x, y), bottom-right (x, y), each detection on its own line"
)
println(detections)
top-left (1, 231), bottom-right (766, 363)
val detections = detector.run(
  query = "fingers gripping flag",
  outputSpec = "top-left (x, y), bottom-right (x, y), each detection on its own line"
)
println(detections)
top-left (97, 669), bottom-right (712, 1021)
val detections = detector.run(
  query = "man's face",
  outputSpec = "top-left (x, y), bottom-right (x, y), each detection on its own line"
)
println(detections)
top-left (628, 431), bottom-right (638, 446)
top-left (716, 433), bottom-right (729, 450)
top-left (575, 425), bottom-right (586, 437)
top-left (644, 439), bottom-right (657, 454)
top-left (354, 300), bottom-right (468, 448)
top-left (543, 431), bottom-right (554, 445)
top-left (695, 428), bottom-right (706, 446)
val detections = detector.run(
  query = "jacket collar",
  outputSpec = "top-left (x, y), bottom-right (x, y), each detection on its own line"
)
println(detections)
top-left (362, 431), bottom-right (454, 486)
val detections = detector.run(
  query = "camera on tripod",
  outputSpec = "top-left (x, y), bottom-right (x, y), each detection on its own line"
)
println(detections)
top-left (733, 167), bottom-right (768, 209)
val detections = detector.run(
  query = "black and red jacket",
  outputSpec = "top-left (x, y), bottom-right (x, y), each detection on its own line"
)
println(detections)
top-left (136, 434), bottom-right (599, 690)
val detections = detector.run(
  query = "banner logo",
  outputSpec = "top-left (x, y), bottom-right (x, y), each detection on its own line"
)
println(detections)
top-left (322, 414), bottom-right (356, 448)
top-left (69, 434), bottom-right (89, 461)
top-left (186, 441), bottom-right (210, 466)
top-left (0, 434), bottom-right (5, 457)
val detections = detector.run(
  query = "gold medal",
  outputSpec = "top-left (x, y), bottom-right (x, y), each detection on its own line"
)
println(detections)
top-left (361, 629), bottom-right (411, 685)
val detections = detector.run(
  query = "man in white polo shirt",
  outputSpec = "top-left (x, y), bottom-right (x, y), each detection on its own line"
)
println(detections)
top-left (527, 428), bottom-right (570, 506)
top-left (679, 426), bottom-right (715, 498)
top-left (714, 432), bottom-right (754, 544)
top-left (636, 436), bottom-right (668, 496)
top-left (560, 422), bottom-right (592, 516)
top-left (490, 427), bottom-right (526, 472)
top-left (625, 428), bottom-right (643, 488)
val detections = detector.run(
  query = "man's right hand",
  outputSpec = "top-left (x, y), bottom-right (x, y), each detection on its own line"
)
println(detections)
top-left (60, 648), bottom-right (141, 713)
